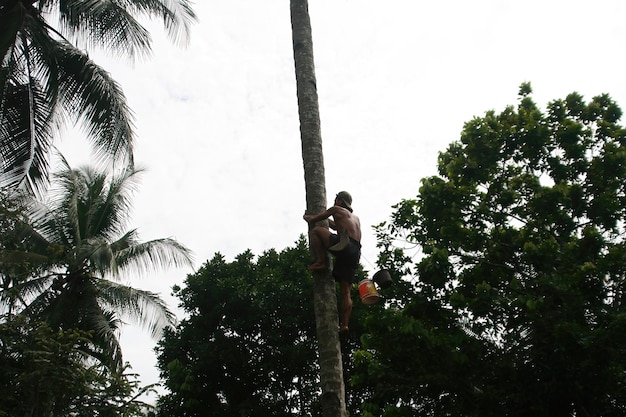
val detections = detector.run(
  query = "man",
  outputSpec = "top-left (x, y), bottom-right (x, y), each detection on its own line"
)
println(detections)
top-left (303, 191), bottom-right (362, 333)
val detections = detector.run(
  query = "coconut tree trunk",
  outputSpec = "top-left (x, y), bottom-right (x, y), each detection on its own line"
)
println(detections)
top-left (290, 1), bottom-right (347, 416)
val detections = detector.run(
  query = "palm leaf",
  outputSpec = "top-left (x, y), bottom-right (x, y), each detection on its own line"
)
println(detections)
top-left (1, 13), bottom-right (61, 193)
top-left (112, 237), bottom-right (194, 277)
top-left (83, 165), bottom-right (142, 241)
top-left (0, 79), bottom-right (55, 194)
top-left (0, 1), bottom-right (26, 61)
top-left (95, 278), bottom-right (176, 338)
top-left (55, 42), bottom-right (135, 163)
top-left (4, 273), bottom-right (56, 314)
top-left (83, 300), bottom-right (125, 371)
top-left (51, 0), bottom-right (196, 57)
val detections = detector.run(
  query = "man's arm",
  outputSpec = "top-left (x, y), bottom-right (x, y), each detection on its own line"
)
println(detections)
top-left (303, 206), bottom-right (337, 224)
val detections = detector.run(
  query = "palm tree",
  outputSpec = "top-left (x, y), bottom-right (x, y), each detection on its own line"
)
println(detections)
top-left (290, 1), bottom-right (347, 416)
top-left (2, 159), bottom-right (194, 371)
top-left (0, 0), bottom-right (196, 193)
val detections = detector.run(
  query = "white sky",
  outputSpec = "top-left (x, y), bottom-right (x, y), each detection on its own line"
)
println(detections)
top-left (57, 0), bottom-right (626, 401)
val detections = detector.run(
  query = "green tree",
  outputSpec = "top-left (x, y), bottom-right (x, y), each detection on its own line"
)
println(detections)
top-left (354, 84), bottom-right (626, 416)
top-left (0, 0), bottom-right (196, 192)
top-left (0, 314), bottom-right (157, 416)
top-left (2, 160), bottom-right (194, 372)
top-left (0, 187), bottom-right (52, 321)
top-left (155, 238), bottom-right (320, 417)
top-left (290, 1), bottom-right (347, 415)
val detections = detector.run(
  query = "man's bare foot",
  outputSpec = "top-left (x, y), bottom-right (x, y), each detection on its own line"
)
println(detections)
top-left (339, 325), bottom-right (349, 334)
top-left (307, 262), bottom-right (326, 271)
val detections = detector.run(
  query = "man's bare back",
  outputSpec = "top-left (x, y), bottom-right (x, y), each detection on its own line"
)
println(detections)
top-left (328, 205), bottom-right (361, 243)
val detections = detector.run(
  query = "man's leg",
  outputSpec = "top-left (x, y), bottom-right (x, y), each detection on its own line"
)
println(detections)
top-left (339, 280), bottom-right (352, 333)
top-left (308, 226), bottom-right (331, 270)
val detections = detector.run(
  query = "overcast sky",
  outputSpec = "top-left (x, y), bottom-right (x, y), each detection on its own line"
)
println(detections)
top-left (57, 0), bottom-right (626, 400)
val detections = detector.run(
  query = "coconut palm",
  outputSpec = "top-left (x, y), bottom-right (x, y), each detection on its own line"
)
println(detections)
top-left (290, 1), bottom-right (347, 415)
top-left (3, 159), bottom-right (194, 371)
top-left (0, 0), bottom-right (196, 193)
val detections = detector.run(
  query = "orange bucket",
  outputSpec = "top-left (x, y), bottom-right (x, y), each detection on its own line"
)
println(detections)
top-left (358, 279), bottom-right (380, 305)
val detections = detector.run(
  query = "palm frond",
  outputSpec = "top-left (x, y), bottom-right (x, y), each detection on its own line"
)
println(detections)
top-left (0, 1), bottom-right (26, 62)
top-left (112, 237), bottom-right (194, 278)
top-left (1, 13), bottom-right (62, 194)
top-left (0, 249), bottom-right (48, 268)
top-left (46, 164), bottom-right (142, 244)
top-left (0, 78), bottom-right (55, 195)
top-left (55, 0), bottom-right (152, 59)
top-left (55, 41), bottom-right (135, 162)
top-left (143, 0), bottom-right (197, 46)
top-left (84, 303), bottom-right (125, 371)
top-left (85, 165), bottom-right (143, 241)
top-left (95, 278), bottom-right (176, 338)
top-left (2, 25), bottom-right (135, 192)
top-left (16, 272), bottom-right (125, 370)
top-left (4, 273), bottom-right (57, 315)
top-left (51, 0), bottom-right (197, 57)
top-left (53, 162), bottom-right (86, 243)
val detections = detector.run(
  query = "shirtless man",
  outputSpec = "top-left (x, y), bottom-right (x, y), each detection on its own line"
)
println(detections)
top-left (303, 191), bottom-right (362, 333)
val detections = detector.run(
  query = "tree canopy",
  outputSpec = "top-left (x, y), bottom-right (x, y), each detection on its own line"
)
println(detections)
top-left (1, 160), bottom-right (193, 372)
top-left (0, 0), bottom-right (196, 193)
top-left (353, 84), bottom-right (626, 416)
top-left (156, 238), bottom-right (322, 417)
top-left (0, 314), bottom-right (156, 416)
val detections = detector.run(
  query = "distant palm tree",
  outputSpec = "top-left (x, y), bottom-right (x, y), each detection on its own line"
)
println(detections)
top-left (0, 0), bottom-right (196, 193)
top-left (4, 159), bottom-right (194, 371)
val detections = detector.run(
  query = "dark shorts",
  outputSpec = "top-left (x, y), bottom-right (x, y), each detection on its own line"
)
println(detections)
top-left (328, 234), bottom-right (361, 284)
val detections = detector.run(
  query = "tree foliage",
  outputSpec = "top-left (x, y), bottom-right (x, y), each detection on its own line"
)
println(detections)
top-left (1, 160), bottom-right (193, 372)
top-left (0, 187), bottom-right (36, 312)
top-left (156, 238), bottom-right (322, 417)
top-left (0, 314), bottom-right (156, 416)
top-left (0, 0), bottom-right (196, 193)
top-left (354, 84), bottom-right (626, 416)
